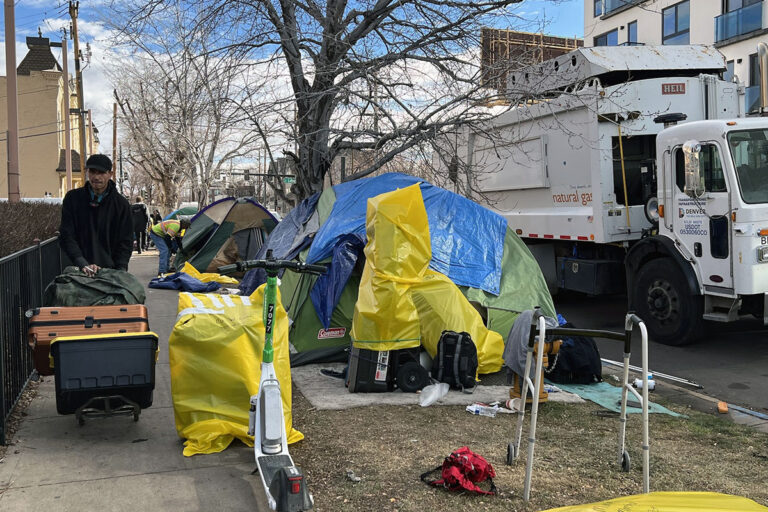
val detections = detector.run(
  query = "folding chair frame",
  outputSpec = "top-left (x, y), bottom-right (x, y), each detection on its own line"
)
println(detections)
top-left (507, 309), bottom-right (649, 502)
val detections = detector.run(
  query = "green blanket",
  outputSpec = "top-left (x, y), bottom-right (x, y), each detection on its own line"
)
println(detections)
top-left (551, 380), bottom-right (684, 417)
top-left (43, 266), bottom-right (146, 306)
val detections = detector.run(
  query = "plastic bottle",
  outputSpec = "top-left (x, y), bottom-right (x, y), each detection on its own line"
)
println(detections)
top-left (466, 404), bottom-right (499, 418)
top-left (633, 374), bottom-right (655, 391)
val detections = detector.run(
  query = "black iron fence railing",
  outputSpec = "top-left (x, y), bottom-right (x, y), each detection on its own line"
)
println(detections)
top-left (0, 237), bottom-right (63, 444)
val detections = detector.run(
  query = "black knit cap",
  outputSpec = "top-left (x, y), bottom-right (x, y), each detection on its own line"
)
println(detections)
top-left (86, 154), bottom-right (112, 173)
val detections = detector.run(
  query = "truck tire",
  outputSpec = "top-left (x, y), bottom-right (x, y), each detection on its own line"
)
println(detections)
top-left (633, 258), bottom-right (702, 346)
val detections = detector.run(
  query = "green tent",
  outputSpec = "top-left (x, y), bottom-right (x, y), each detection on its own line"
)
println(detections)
top-left (175, 197), bottom-right (278, 274)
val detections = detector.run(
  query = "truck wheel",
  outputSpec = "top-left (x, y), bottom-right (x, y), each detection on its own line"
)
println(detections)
top-left (633, 258), bottom-right (702, 346)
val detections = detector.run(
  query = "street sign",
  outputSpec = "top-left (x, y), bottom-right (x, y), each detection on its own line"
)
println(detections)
top-left (283, 177), bottom-right (296, 184)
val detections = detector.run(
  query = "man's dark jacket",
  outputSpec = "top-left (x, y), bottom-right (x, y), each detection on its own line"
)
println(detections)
top-left (59, 180), bottom-right (133, 270)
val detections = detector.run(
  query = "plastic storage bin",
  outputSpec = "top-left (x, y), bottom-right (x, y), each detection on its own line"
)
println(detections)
top-left (50, 332), bottom-right (159, 415)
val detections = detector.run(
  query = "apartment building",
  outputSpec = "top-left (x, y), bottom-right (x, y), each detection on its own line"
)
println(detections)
top-left (0, 36), bottom-right (98, 199)
top-left (585, 0), bottom-right (768, 113)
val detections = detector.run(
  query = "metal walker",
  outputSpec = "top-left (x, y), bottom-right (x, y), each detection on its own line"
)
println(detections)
top-left (507, 308), bottom-right (650, 502)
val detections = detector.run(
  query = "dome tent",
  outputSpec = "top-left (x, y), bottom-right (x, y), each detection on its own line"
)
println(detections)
top-left (175, 197), bottom-right (278, 274)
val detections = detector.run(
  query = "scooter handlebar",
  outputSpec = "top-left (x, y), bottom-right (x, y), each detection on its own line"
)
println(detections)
top-left (217, 259), bottom-right (326, 275)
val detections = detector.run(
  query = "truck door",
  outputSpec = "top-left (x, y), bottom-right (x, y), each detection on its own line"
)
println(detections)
top-left (672, 143), bottom-right (733, 290)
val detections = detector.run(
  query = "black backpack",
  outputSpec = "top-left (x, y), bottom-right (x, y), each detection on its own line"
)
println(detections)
top-left (431, 331), bottom-right (478, 393)
top-left (545, 325), bottom-right (602, 384)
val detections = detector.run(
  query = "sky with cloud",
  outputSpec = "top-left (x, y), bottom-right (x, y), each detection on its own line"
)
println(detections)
top-left (2, 0), bottom-right (584, 156)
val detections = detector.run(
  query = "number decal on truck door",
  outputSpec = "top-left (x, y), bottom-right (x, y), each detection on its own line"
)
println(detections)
top-left (762, 236), bottom-right (768, 245)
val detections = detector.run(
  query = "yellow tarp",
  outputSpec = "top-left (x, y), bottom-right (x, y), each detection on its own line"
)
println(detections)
top-left (181, 262), bottom-right (240, 285)
top-left (351, 184), bottom-right (505, 374)
top-left (169, 287), bottom-right (302, 456)
top-left (542, 492), bottom-right (768, 512)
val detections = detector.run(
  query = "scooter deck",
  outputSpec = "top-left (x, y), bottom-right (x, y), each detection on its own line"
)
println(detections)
top-left (257, 454), bottom-right (293, 487)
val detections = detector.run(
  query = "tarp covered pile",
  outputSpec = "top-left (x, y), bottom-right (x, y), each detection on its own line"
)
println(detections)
top-left (169, 286), bottom-right (301, 456)
top-left (240, 172), bottom-right (555, 370)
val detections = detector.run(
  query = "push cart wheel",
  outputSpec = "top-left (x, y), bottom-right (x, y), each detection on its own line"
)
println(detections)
top-left (506, 443), bottom-right (517, 465)
top-left (396, 362), bottom-right (428, 393)
top-left (133, 411), bottom-right (140, 422)
top-left (78, 416), bottom-right (85, 426)
top-left (621, 451), bottom-right (631, 472)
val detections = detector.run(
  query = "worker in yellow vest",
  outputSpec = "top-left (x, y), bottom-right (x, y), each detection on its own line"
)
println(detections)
top-left (149, 217), bottom-right (190, 276)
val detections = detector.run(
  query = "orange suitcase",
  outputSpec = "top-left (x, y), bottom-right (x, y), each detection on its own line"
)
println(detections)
top-left (27, 305), bottom-right (149, 375)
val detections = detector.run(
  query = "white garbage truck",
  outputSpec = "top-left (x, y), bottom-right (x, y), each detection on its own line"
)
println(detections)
top-left (452, 45), bottom-right (768, 345)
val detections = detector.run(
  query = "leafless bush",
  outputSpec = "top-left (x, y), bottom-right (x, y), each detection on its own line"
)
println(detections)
top-left (0, 202), bottom-right (62, 258)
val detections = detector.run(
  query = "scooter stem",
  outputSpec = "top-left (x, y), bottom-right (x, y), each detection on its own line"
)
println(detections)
top-left (263, 274), bottom-right (278, 364)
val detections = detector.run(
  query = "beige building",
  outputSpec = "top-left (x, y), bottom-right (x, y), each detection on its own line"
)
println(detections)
top-left (585, 0), bottom-right (768, 113)
top-left (0, 36), bottom-right (98, 199)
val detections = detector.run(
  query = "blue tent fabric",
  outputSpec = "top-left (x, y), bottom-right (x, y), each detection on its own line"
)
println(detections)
top-left (310, 234), bottom-right (365, 329)
top-left (149, 272), bottom-right (221, 292)
top-left (239, 193), bottom-right (320, 295)
top-left (306, 173), bottom-right (506, 295)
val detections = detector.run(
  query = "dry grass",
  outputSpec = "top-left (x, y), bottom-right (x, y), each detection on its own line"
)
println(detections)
top-left (0, 202), bottom-right (61, 258)
top-left (290, 389), bottom-right (768, 512)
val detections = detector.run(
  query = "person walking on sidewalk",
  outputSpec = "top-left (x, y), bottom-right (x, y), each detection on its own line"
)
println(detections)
top-left (131, 196), bottom-right (150, 254)
top-left (149, 217), bottom-right (190, 276)
top-left (59, 154), bottom-right (133, 277)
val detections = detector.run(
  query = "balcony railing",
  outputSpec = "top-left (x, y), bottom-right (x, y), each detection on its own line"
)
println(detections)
top-left (746, 85), bottom-right (762, 113)
top-left (715, 2), bottom-right (763, 43)
top-left (605, 0), bottom-right (643, 15)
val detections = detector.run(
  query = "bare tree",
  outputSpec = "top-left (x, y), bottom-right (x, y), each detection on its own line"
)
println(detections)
top-left (107, 5), bottom-right (265, 210)
top-left (107, 0), bottom-right (554, 201)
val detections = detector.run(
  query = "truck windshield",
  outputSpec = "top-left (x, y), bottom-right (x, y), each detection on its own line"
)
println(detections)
top-left (728, 129), bottom-right (768, 204)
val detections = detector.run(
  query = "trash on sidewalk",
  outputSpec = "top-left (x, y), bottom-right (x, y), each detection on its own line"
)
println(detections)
top-left (419, 382), bottom-right (449, 407)
top-left (466, 403), bottom-right (500, 417)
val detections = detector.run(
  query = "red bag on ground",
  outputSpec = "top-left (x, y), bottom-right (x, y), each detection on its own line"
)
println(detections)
top-left (420, 446), bottom-right (497, 495)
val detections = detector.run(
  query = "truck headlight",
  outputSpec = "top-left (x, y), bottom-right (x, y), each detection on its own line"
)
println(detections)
top-left (758, 246), bottom-right (768, 263)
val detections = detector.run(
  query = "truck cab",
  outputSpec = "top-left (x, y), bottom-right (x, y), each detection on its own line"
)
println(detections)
top-left (627, 118), bottom-right (768, 343)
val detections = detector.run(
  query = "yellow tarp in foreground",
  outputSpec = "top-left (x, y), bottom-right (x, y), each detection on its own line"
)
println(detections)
top-left (169, 287), bottom-right (302, 456)
top-left (351, 184), bottom-right (505, 374)
top-left (543, 492), bottom-right (768, 512)
top-left (181, 262), bottom-right (240, 285)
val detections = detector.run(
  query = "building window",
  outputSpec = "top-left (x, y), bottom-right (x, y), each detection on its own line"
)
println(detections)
top-left (749, 53), bottom-right (759, 87)
top-left (662, 1), bottom-right (690, 45)
top-left (725, 0), bottom-right (761, 12)
top-left (594, 0), bottom-right (603, 17)
top-left (594, 29), bottom-right (619, 47)
top-left (724, 60), bottom-right (735, 82)
top-left (627, 21), bottom-right (638, 44)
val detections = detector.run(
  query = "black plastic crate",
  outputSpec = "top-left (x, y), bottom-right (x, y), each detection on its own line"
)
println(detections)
top-left (50, 332), bottom-right (159, 415)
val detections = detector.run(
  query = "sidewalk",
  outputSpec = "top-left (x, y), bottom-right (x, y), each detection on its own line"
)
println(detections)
top-left (0, 252), bottom-right (269, 511)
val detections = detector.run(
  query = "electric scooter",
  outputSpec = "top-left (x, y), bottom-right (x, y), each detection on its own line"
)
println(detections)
top-left (219, 250), bottom-right (325, 512)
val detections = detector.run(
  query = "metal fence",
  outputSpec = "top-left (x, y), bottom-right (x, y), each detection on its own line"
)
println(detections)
top-left (0, 237), bottom-right (63, 444)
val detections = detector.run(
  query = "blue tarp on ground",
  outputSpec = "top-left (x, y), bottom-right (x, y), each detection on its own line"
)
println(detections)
top-left (306, 173), bottom-right (507, 295)
top-left (149, 272), bottom-right (221, 292)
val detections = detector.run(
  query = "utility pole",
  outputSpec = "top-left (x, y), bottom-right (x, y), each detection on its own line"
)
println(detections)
top-left (118, 144), bottom-right (123, 194)
top-left (51, 32), bottom-right (72, 192)
top-left (4, 0), bottom-right (20, 202)
top-left (112, 102), bottom-right (117, 168)
top-left (87, 109), bottom-right (94, 156)
top-left (69, 1), bottom-right (87, 167)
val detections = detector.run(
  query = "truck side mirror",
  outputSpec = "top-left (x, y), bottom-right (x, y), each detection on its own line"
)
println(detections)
top-left (683, 140), bottom-right (704, 198)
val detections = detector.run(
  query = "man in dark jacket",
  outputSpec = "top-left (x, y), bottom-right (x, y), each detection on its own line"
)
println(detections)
top-left (59, 154), bottom-right (133, 277)
top-left (130, 196), bottom-right (150, 253)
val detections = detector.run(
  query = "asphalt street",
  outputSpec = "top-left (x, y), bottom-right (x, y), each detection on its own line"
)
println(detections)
top-left (555, 291), bottom-right (768, 413)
